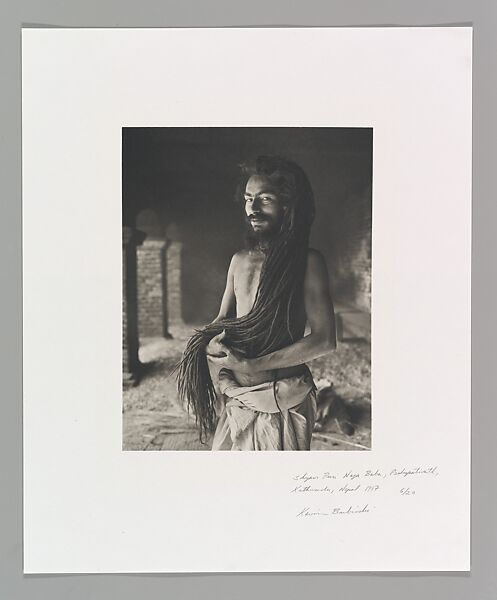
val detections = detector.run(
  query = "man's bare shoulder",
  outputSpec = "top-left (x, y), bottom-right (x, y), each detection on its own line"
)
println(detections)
top-left (307, 247), bottom-right (324, 259)
top-left (231, 249), bottom-right (264, 268)
top-left (229, 250), bottom-right (249, 269)
top-left (305, 248), bottom-right (329, 285)
top-left (232, 248), bottom-right (327, 274)
top-left (307, 247), bottom-right (327, 268)
top-left (233, 249), bottom-right (251, 261)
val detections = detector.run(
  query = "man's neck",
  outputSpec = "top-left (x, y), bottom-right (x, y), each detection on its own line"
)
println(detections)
top-left (246, 233), bottom-right (277, 253)
top-left (253, 241), bottom-right (270, 253)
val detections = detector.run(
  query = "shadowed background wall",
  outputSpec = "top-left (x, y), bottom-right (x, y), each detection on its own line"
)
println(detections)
top-left (122, 127), bottom-right (372, 325)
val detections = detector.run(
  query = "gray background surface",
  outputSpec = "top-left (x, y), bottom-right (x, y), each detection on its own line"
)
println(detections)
top-left (1, 1), bottom-right (495, 598)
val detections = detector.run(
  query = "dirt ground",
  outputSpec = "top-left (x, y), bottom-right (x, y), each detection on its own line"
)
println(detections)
top-left (123, 324), bottom-right (371, 451)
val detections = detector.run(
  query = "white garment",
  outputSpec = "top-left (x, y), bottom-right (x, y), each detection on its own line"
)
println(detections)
top-left (211, 367), bottom-right (317, 451)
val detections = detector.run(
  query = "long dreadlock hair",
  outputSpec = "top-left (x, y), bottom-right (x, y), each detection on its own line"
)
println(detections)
top-left (176, 155), bottom-right (315, 441)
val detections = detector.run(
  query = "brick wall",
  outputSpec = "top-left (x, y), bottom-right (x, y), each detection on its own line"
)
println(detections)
top-left (166, 241), bottom-right (183, 325)
top-left (137, 240), bottom-right (167, 337)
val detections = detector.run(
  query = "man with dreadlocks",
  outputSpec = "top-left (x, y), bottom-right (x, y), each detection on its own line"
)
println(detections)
top-left (176, 156), bottom-right (336, 450)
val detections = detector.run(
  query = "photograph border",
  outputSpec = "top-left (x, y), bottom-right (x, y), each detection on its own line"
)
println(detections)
top-left (2, 0), bottom-right (495, 597)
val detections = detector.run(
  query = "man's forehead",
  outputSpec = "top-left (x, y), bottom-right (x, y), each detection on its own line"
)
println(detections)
top-left (244, 175), bottom-right (278, 195)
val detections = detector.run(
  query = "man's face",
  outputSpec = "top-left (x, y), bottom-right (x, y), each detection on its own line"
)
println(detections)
top-left (244, 175), bottom-right (286, 239)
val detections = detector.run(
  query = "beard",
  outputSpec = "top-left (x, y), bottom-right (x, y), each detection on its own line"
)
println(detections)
top-left (244, 215), bottom-right (281, 250)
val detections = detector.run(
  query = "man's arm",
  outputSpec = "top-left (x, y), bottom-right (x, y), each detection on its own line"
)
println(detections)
top-left (205, 255), bottom-right (237, 358)
top-left (211, 254), bottom-right (237, 323)
top-left (210, 250), bottom-right (336, 372)
top-left (249, 249), bottom-right (336, 371)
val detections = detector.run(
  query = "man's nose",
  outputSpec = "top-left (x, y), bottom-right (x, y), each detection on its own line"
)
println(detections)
top-left (248, 198), bottom-right (262, 213)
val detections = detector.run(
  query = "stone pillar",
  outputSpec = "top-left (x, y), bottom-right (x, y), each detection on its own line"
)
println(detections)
top-left (136, 210), bottom-right (172, 339)
top-left (165, 223), bottom-right (184, 327)
top-left (122, 226), bottom-right (146, 388)
top-left (166, 241), bottom-right (183, 326)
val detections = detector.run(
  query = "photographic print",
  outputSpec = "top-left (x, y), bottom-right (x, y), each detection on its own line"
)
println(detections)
top-left (122, 127), bottom-right (372, 451)
top-left (23, 27), bottom-right (471, 572)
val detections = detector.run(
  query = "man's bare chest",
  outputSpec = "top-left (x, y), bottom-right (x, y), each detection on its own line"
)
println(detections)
top-left (233, 255), bottom-right (264, 316)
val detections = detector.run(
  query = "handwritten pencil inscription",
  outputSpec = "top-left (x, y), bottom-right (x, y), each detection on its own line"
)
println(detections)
top-left (291, 465), bottom-right (439, 518)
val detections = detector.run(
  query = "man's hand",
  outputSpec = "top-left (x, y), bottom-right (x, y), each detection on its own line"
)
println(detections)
top-left (207, 334), bottom-right (251, 374)
top-left (208, 349), bottom-right (250, 373)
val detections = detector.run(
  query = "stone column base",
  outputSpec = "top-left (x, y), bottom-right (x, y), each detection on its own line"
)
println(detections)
top-left (122, 369), bottom-right (141, 389)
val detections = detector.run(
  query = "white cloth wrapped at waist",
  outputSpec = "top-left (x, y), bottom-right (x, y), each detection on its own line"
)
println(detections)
top-left (218, 367), bottom-right (315, 413)
top-left (212, 367), bottom-right (317, 450)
